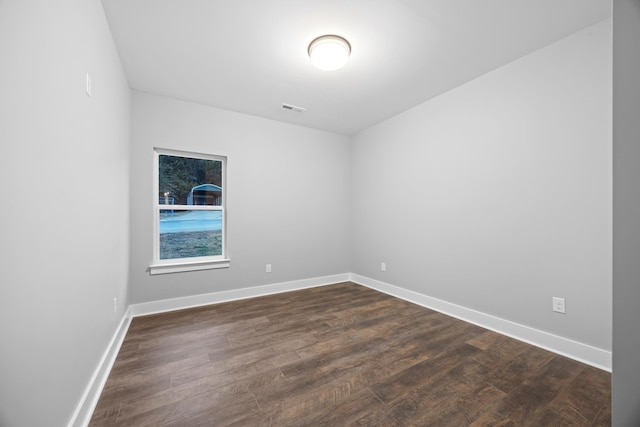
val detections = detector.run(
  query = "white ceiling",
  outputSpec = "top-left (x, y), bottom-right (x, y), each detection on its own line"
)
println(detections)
top-left (102, 0), bottom-right (610, 136)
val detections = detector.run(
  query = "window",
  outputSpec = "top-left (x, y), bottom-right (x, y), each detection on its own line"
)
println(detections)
top-left (150, 148), bottom-right (229, 274)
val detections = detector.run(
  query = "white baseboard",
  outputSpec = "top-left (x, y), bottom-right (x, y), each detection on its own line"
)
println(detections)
top-left (350, 273), bottom-right (612, 372)
top-left (68, 308), bottom-right (132, 427)
top-left (70, 273), bottom-right (349, 426)
top-left (69, 271), bottom-right (610, 426)
top-left (130, 273), bottom-right (351, 317)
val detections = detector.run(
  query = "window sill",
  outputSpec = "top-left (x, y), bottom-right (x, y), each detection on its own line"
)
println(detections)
top-left (149, 259), bottom-right (230, 275)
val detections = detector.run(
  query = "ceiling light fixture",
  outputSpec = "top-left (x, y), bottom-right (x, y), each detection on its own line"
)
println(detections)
top-left (308, 35), bottom-right (351, 71)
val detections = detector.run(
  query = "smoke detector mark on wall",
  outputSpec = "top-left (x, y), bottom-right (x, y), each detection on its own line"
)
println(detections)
top-left (281, 103), bottom-right (306, 113)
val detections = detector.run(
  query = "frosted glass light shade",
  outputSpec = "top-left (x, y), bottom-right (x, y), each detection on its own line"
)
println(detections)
top-left (308, 35), bottom-right (351, 71)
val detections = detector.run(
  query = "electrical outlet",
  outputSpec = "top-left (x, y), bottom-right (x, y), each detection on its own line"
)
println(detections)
top-left (266, 264), bottom-right (272, 273)
top-left (552, 297), bottom-right (566, 314)
top-left (113, 297), bottom-right (117, 313)
top-left (381, 262), bottom-right (386, 272)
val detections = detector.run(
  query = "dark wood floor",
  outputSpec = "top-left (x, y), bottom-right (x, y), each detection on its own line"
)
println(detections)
top-left (90, 282), bottom-right (610, 426)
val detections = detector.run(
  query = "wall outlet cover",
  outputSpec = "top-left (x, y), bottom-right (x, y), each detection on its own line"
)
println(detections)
top-left (552, 297), bottom-right (566, 314)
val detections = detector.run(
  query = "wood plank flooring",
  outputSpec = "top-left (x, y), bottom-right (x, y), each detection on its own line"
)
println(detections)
top-left (89, 282), bottom-right (610, 426)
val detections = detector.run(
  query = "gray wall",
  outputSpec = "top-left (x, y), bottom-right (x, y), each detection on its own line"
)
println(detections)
top-left (351, 20), bottom-right (612, 351)
top-left (130, 92), bottom-right (351, 304)
top-left (0, 2), bottom-right (622, 425)
top-left (0, 0), bottom-right (131, 426)
top-left (612, 0), bottom-right (640, 425)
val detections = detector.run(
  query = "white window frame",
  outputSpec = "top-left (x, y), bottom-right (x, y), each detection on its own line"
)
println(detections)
top-left (149, 148), bottom-right (230, 275)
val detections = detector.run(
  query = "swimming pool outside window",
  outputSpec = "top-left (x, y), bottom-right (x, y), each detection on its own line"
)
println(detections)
top-left (150, 149), bottom-right (229, 274)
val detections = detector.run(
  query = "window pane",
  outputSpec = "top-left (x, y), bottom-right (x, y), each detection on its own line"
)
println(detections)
top-left (159, 210), bottom-right (222, 259)
top-left (159, 155), bottom-right (222, 206)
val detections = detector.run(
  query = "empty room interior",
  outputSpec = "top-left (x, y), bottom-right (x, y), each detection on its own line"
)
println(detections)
top-left (2, 0), bottom-right (640, 426)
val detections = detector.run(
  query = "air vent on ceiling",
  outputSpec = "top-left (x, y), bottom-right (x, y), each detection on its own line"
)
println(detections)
top-left (281, 103), bottom-right (306, 113)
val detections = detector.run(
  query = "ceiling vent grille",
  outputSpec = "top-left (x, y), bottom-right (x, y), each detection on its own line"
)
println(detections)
top-left (281, 103), bottom-right (306, 113)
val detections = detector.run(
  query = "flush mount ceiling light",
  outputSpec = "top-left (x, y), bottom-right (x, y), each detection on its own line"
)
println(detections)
top-left (308, 35), bottom-right (351, 71)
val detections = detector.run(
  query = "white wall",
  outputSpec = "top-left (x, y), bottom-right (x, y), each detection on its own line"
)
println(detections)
top-left (612, 0), bottom-right (640, 425)
top-left (130, 92), bottom-right (351, 304)
top-left (351, 20), bottom-right (612, 352)
top-left (0, 1), bottom-right (131, 426)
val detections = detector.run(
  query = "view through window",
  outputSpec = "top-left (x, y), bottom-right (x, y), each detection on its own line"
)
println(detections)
top-left (153, 149), bottom-right (226, 270)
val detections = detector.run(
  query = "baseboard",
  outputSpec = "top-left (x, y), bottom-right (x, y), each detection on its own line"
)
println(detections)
top-left (350, 273), bottom-right (612, 372)
top-left (130, 273), bottom-right (351, 317)
top-left (68, 273), bottom-right (349, 426)
top-left (69, 271), bottom-right (610, 426)
top-left (68, 307), bottom-right (132, 427)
